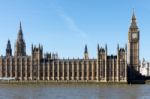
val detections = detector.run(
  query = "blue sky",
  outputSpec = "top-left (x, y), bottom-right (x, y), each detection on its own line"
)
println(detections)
top-left (0, 0), bottom-right (150, 60)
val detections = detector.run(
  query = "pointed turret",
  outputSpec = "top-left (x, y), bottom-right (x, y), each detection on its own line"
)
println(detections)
top-left (125, 44), bottom-right (127, 52)
top-left (84, 44), bottom-right (88, 53)
top-left (105, 44), bottom-right (107, 53)
top-left (84, 44), bottom-right (89, 59)
top-left (117, 44), bottom-right (119, 51)
top-left (6, 39), bottom-right (12, 57)
top-left (15, 22), bottom-right (26, 56)
top-left (97, 44), bottom-right (99, 52)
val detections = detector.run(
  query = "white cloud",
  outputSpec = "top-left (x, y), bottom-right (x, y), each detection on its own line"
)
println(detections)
top-left (52, 1), bottom-right (88, 40)
top-left (60, 13), bottom-right (87, 39)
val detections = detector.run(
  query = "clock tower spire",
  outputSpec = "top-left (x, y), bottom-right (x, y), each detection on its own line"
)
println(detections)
top-left (130, 11), bottom-right (138, 29)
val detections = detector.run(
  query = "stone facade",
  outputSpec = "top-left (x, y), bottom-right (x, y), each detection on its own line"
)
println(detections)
top-left (140, 58), bottom-right (150, 76)
top-left (0, 12), bottom-right (140, 83)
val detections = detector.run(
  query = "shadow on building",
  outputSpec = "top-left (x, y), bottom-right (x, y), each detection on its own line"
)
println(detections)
top-left (127, 66), bottom-right (146, 84)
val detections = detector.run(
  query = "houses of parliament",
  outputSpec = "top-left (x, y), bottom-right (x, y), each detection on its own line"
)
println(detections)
top-left (0, 12), bottom-right (141, 83)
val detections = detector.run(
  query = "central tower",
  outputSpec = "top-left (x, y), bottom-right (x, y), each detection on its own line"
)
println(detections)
top-left (128, 12), bottom-right (140, 72)
top-left (15, 22), bottom-right (26, 56)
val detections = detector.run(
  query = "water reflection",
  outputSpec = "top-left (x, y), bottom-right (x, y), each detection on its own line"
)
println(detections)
top-left (0, 84), bottom-right (150, 99)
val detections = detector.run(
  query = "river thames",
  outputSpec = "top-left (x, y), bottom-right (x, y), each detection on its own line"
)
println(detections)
top-left (0, 84), bottom-right (150, 99)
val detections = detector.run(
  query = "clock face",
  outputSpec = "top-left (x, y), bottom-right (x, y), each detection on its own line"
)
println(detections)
top-left (132, 33), bottom-right (137, 39)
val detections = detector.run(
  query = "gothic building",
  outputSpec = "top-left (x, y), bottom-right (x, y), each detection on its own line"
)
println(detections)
top-left (0, 12), bottom-right (140, 83)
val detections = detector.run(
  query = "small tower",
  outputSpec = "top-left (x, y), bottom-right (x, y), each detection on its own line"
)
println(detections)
top-left (15, 22), bottom-right (26, 56)
top-left (99, 47), bottom-right (105, 60)
top-left (32, 44), bottom-right (43, 61)
top-left (84, 44), bottom-right (89, 59)
top-left (6, 39), bottom-right (12, 57)
top-left (97, 45), bottom-right (106, 81)
top-left (97, 44), bottom-right (106, 60)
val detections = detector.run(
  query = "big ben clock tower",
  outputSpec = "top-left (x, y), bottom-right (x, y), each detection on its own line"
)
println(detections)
top-left (128, 12), bottom-right (140, 72)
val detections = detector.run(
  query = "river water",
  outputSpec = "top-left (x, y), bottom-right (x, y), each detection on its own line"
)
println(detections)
top-left (0, 84), bottom-right (150, 99)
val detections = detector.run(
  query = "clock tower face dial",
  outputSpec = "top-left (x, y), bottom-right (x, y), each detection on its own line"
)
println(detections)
top-left (132, 33), bottom-right (137, 39)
